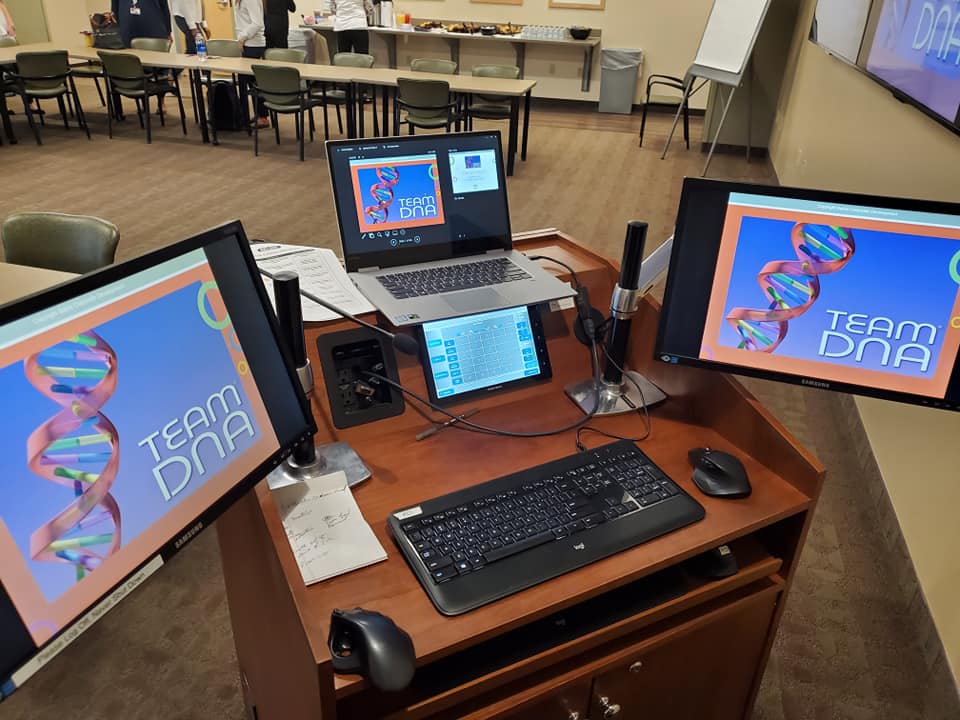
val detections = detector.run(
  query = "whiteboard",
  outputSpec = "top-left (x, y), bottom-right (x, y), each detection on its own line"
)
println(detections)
top-left (694, 0), bottom-right (773, 75)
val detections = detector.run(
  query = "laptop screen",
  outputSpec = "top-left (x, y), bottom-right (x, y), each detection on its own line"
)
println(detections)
top-left (327, 132), bottom-right (513, 272)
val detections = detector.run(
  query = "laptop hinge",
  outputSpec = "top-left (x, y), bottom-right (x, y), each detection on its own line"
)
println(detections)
top-left (485, 248), bottom-right (508, 254)
top-left (357, 266), bottom-right (381, 272)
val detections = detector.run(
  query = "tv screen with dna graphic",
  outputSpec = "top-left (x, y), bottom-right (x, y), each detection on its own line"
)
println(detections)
top-left (657, 179), bottom-right (960, 411)
top-left (0, 222), bottom-right (314, 699)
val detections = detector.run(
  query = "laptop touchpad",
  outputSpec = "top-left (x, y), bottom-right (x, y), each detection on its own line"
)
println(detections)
top-left (445, 288), bottom-right (503, 313)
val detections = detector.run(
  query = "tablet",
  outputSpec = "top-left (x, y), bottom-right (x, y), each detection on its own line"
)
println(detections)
top-left (420, 305), bottom-right (552, 404)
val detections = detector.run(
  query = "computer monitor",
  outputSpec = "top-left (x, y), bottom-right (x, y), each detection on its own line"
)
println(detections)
top-left (656, 179), bottom-right (960, 411)
top-left (0, 221), bottom-right (315, 699)
top-left (326, 131), bottom-right (512, 272)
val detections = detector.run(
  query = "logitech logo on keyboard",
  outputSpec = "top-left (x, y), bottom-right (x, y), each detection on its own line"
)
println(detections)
top-left (573, 543), bottom-right (585, 551)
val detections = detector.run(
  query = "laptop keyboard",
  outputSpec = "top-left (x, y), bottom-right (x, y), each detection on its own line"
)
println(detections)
top-left (378, 258), bottom-right (532, 299)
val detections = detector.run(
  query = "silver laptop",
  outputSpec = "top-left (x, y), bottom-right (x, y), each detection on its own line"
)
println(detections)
top-left (326, 131), bottom-right (575, 327)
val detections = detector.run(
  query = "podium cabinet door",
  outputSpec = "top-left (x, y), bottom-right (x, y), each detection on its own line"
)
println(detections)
top-left (587, 588), bottom-right (779, 720)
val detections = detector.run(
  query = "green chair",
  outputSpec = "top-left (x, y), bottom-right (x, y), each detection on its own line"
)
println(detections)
top-left (130, 37), bottom-right (173, 53)
top-left (98, 50), bottom-right (187, 143)
top-left (251, 64), bottom-right (325, 161)
top-left (206, 39), bottom-right (242, 57)
top-left (318, 52), bottom-right (377, 137)
top-left (264, 48), bottom-right (307, 63)
top-left (0, 38), bottom-right (17, 144)
top-left (2, 212), bottom-right (119, 274)
top-left (70, 60), bottom-right (107, 108)
top-left (396, 77), bottom-right (458, 134)
top-left (411, 58), bottom-right (457, 75)
top-left (9, 51), bottom-right (90, 145)
top-left (465, 64), bottom-right (519, 130)
top-left (639, 74), bottom-right (689, 149)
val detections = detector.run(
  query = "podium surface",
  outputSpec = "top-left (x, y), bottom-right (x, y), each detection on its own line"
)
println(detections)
top-left (216, 230), bottom-right (824, 720)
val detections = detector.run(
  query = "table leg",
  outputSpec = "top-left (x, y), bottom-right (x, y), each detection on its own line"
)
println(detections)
top-left (582, 46), bottom-right (594, 93)
top-left (393, 86), bottom-right (401, 136)
top-left (381, 85), bottom-right (390, 137)
top-left (511, 42), bottom-right (526, 79)
top-left (507, 96), bottom-right (519, 177)
top-left (192, 69), bottom-right (211, 144)
top-left (359, 83), bottom-right (366, 138)
top-left (521, 90), bottom-right (531, 162)
top-left (0, 91), bottom-right (16, 145)
top-left (346, 82), bottom-right (357, 139)
top-left (386, 35), bottom-right (397, 69)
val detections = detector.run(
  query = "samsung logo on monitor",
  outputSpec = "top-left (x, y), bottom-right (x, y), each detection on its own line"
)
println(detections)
top-left (801, 378), bottom-right (831, 390)
top-left (174, 521), bottom-right (204, 550)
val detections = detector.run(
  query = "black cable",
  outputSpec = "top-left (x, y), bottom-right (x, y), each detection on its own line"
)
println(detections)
top-left (575, 341), bottom-right (654, 451)
top-left (364, 338), bottom-right (602, 439)
top-left (526, 254), bottom-right (580, 289)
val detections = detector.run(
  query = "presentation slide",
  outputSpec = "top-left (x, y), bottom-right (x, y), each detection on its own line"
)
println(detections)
top-left (449, 149), bottom-right (500, 194)
top-left (0, 253), bottom-right (277, 645)
top-left (813, 0), bottom-right (872, 63)
top-left (700, 193), bottom-right (960, 398)
top-left (350, 153), bottom-right (445, 235)
top-left (865, 0), bottom-right (960, 120)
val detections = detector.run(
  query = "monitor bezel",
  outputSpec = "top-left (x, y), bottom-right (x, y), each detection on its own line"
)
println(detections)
top-left (0, 221), bottom-right (317, 696)
top-left (325, 131), bottom-right (514, 273)
top-left (654, 178), bottom-right (960, 413)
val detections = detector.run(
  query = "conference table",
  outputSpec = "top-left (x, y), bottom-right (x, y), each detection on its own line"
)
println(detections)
top-left (0, 43), bottom-right (535, 174)
top-left (0, 262), bottom-right (76, 303)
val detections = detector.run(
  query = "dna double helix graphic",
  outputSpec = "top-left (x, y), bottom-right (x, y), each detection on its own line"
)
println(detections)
top-left (25, 331), bottom-right (121, 583)
top-left (726, 223), bottom-right (856, 353)
top-left (364, 166), bottom-right (400, 225)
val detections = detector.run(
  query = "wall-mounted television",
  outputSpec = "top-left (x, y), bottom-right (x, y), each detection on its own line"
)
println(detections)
top-left (811, 0), bottom-right (960, 135)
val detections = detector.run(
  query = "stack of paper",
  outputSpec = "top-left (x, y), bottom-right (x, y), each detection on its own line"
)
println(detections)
top-left (271, 471), bottom-right (387, 585)
top-left (252, 243), bottom-right (375, 322)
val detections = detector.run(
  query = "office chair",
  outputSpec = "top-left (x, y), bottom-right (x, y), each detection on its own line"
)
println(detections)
top-left (2, 212), bottom-right (119, 274)
top-left (315, 52), bottom-right (378, 137)
top-left (251, 64), bottom-right (325, 161)
top-left (639, 74), bottom-right (691, 149)
top-left (396, 77), bottom-right (459, 134)
top-left (464, 64), bottom-right (519, 130)
top-left (98, 50), bottom-right (187, 143)
top-left (411, 58), bottom-right (457, 75)
top-left (8, 51), bottom-right (91, 145)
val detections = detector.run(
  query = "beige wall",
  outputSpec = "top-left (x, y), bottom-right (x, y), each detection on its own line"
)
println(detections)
top-left (42, 0), bottom-right (91, 45)
top-left (332, 0), bottom-right (715, 104)
top-left (770, 0), bottom-right (960, 684)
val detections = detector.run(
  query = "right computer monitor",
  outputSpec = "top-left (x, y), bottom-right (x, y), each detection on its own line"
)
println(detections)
top-left (656, 178), bottom-right (960, 411)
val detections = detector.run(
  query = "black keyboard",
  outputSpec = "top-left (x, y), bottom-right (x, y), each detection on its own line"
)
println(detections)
top-left (377, 257), bottom-right (531, 299)
top-left (388, 440), bottom-right (705, 615)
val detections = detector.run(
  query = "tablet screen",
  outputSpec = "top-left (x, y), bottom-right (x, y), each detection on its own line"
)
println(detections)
top-left (421, 306), bottom-right (551, 402)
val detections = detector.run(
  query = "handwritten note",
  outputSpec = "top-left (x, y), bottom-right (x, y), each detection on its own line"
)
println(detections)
top-left (272, 471), bottom-right (387, 585)
top-left (252, 243), bottom-right (376, 322)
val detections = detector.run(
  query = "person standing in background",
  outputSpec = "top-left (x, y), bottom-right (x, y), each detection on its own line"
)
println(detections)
top-left (111, 0), bottom-right (173, 47)
top-left (172, 0), bottom-right (205, 54)
top-left (330, 0), bottom-right (373, 54)
top-left (265, 0), bottom-right (296, 49)
top-left (234, 0), bottom-right (270, 128)
top-left (0, 1), bottom-right (16, 41)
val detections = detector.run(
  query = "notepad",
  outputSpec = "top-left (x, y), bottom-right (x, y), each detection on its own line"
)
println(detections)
top-left (272, 471), bottom-right (387, 585)
top-left (252, 243), bottom-right (375, 322)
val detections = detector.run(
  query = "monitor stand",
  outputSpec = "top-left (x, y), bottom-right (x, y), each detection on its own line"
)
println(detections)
top-left (267, 442), bottom-right (371, 490)
top-left (565, 371), bottom-right (666, 416)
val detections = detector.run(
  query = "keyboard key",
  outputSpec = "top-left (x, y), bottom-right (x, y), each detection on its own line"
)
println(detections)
top-left (431, 565), bottom-right (458, 583)
top-left (426, 556), bottom-right (453, 571)
top-left (484, 530), bottom-right (554, 564)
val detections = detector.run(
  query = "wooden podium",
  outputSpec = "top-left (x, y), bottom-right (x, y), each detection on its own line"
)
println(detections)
top-left (216, 231), bottom-right (824, 720)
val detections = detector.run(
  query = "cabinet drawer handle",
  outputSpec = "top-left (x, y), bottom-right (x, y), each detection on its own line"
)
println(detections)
top-left (599, 696), bottom-right (622, 718)
top-left (629, 661), bottom-right (643, 673)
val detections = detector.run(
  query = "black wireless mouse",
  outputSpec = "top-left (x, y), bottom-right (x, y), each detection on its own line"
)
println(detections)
top-left (328, 608), bottom-right (416, 692)
top-left (687, 447), bottom-right (752, 499)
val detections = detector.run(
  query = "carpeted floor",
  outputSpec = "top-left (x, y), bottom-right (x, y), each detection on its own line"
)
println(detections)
top-left (0, 89), bottom-right (957, 720)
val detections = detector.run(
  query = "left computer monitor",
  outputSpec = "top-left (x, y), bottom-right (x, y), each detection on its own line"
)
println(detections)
top-left (0, 221), bottom-right (316, 700)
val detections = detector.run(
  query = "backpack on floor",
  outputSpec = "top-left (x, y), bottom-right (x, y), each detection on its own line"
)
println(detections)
top-left (209, 80), bottom-right (245, 132)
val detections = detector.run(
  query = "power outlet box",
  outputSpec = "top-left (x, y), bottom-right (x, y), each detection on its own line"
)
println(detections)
top-left (316, 328), bottom-right (405, 429)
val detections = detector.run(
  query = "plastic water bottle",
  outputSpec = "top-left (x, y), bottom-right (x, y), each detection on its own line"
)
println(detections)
top-left (195, 27), bottom-right (207, 60)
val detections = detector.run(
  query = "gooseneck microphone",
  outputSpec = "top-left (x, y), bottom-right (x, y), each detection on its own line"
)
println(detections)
top-left (263, 268), bottom-right (373, 488)
top-left (259, 267), bottom-right (419, 357)
top-left (565, 220), bottom-right (667, 416)
top-left (604, 221), bottom-right (647, 385)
